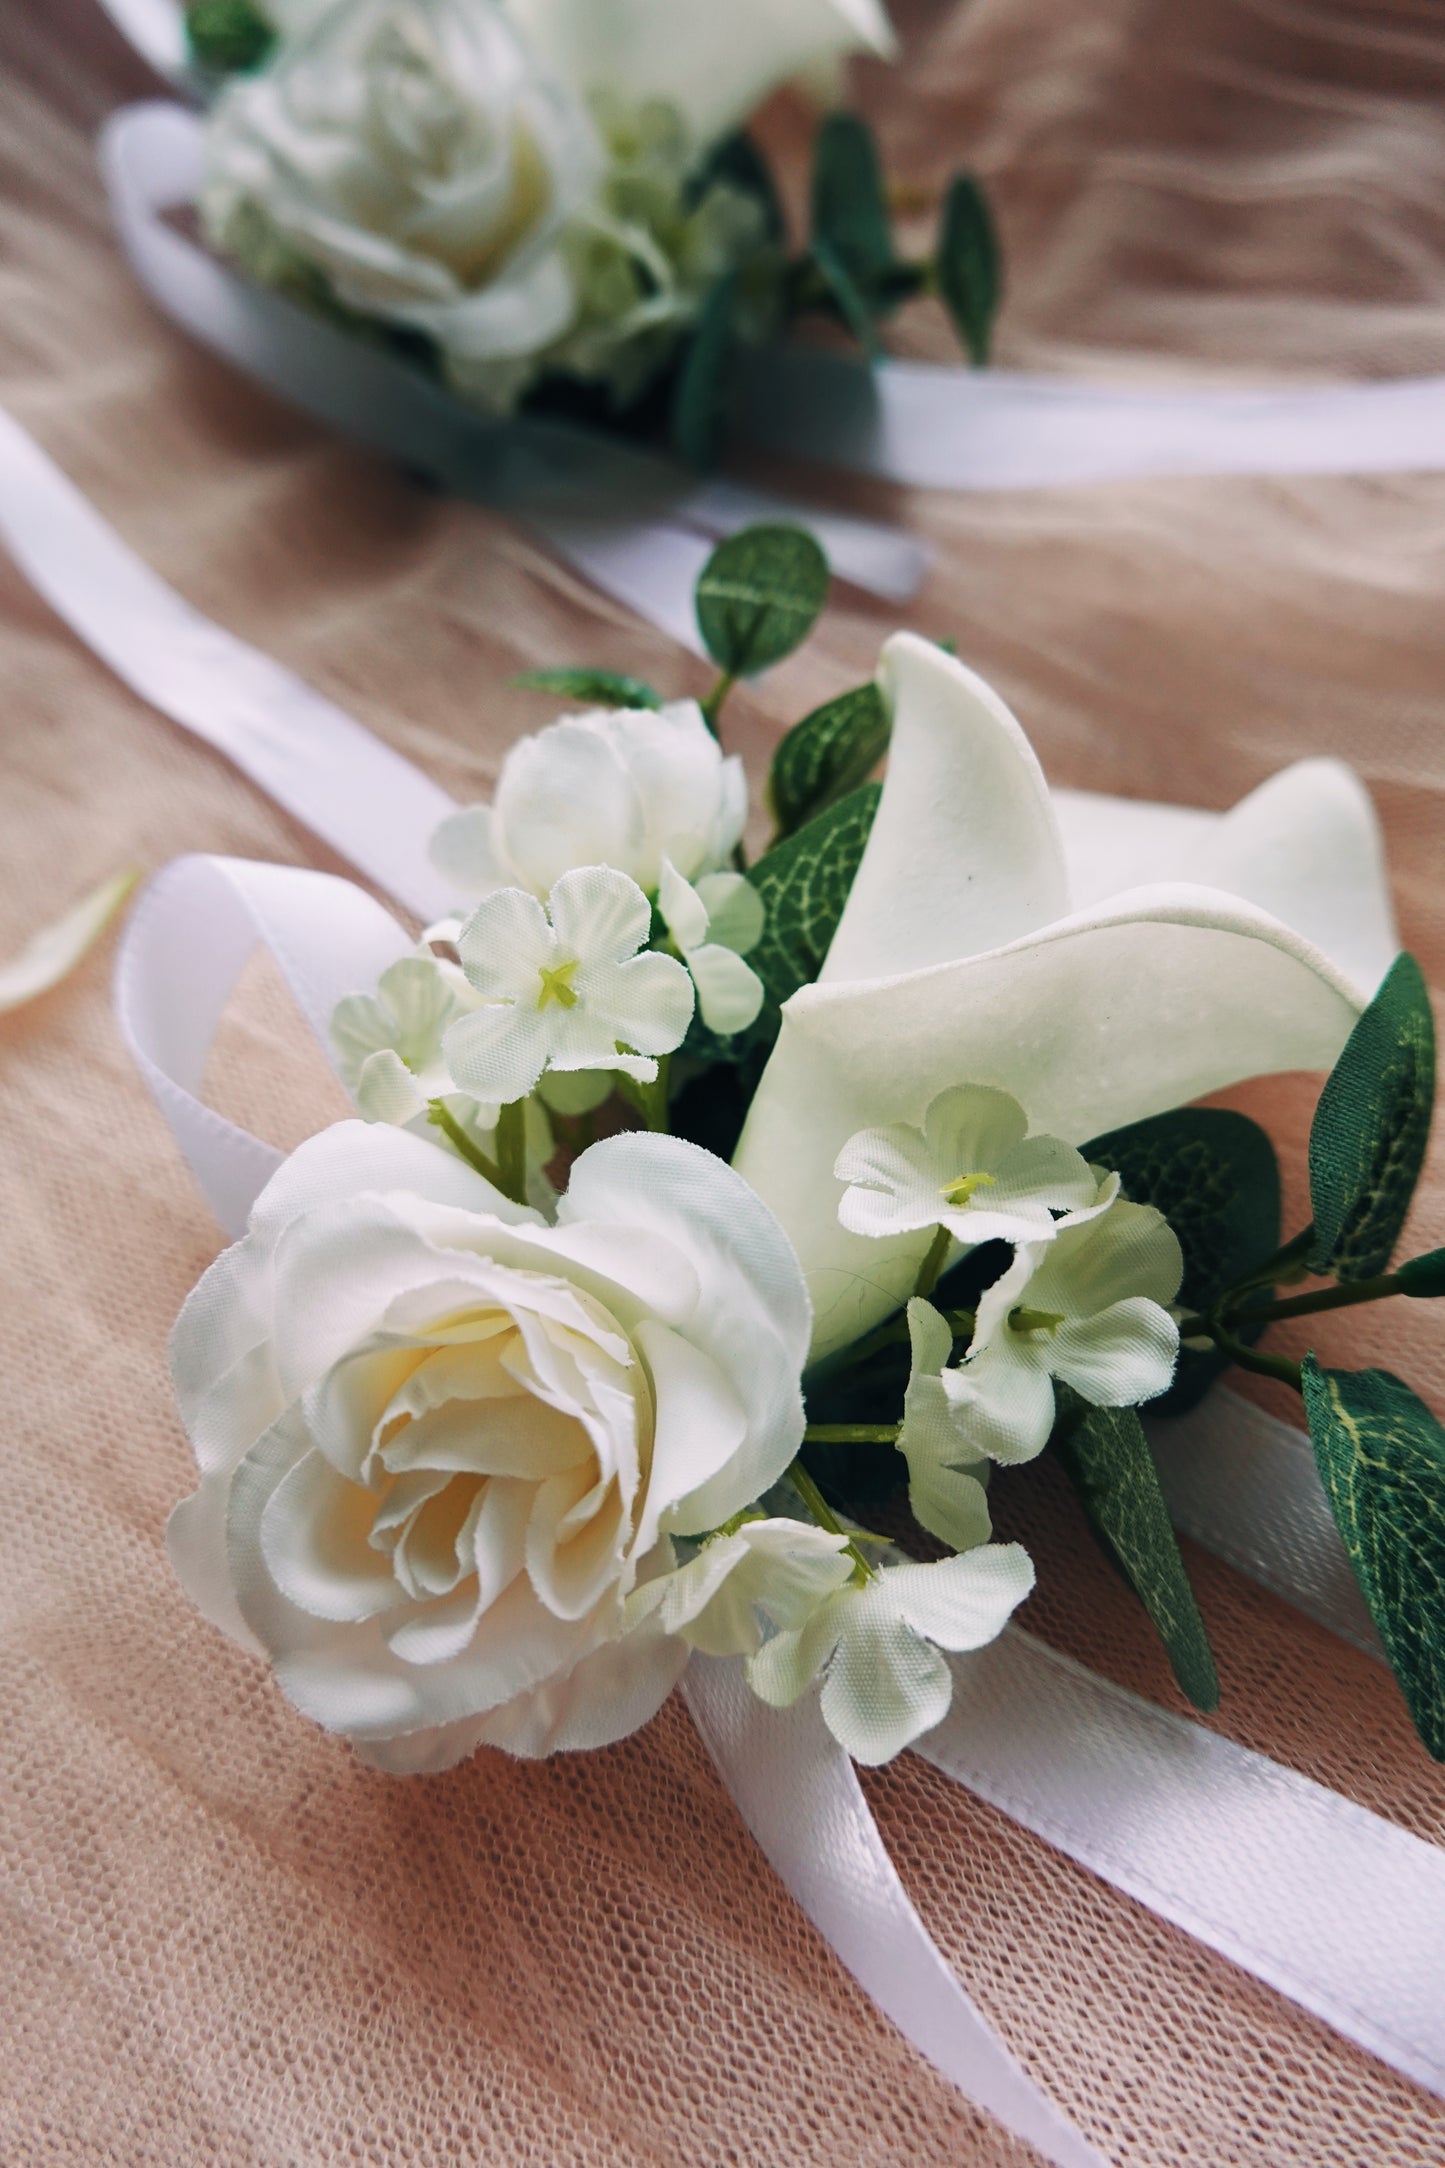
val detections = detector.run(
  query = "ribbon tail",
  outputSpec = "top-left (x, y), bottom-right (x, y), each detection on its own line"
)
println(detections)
top-left (683, 1655), bottom-right (1110, 2168)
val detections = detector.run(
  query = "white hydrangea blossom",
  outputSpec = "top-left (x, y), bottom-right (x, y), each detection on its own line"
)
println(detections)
top-left (625, 1516), bottom-right (854, 1656)
top-left (747, 1546), bottom-right (1035, 1764)
top-left (657, 857), bottom-right (765, 1036)
top-left (431, 700), bottom-right (747, 903)
top-left (895, 1298), bottom-right (993, 1554)
top-left (939, 1196), bottom-right (1184, 1465)
top-left (442, 864), bottom-right (694, 1103)
top-left (834, 1083), bottom-right (1104, 1250)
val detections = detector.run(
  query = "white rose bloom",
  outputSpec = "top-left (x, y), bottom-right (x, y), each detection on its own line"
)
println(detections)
top-left (166, 1121), bottom-right (812, 1772)
top-left (200, 0), bottom-right (601, 409)
top-left (747, 1546), bottom-right (1035, 1765)
top-left (735, 633), bottom-right (1394, 1361)
top-left (943, 1197), bottom-right (1184, 1465)
top-left (431, 700), bottom-right (747, 903)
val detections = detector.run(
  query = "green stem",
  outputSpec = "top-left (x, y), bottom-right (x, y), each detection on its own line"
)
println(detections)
top-left (1178, 1269), bottom-right (1407, 1342)
top-left (914, 1223), bottom-right (952, 1301)
top-left (803, 1423), bottom-right (901, 1445)
top-left (495, 1097), bottom-right (529, 1206)
top-left (639, 1055), bottom-right (670, 1133)
top-left (1207, 1319), bottom-right (1303, 1392)
top-left (1220, 1225), bottom-right (1316, 1303)
top-left (428, 1101), bottom-right (504, 1191)
top-left (699, 670), bottom-right (735, 737)
top-left (788, 1458), bottom-right (878, 1580)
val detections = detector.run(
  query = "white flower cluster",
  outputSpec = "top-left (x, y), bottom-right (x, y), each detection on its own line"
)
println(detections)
top-left (835, 1082), bottom-right (1184, 1536)
top-left (200, 0), bottom-right (895, 412)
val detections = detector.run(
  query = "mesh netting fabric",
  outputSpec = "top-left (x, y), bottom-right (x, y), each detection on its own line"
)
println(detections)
top-left (2, 0), bottom-right (1444, 2160)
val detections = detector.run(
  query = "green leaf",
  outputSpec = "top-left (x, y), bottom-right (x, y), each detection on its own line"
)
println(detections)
top-left (670, 271), bottom-right (738, 472)
top-left (810, 113), bottom-right (895, 287)
top-left (769, 680), bottom-right (890, 838)
top-left (186, 0), bottom-right (275, 70)
top-left (1302, 1357), bottom-right (1445, 1759)
top-left (809, 239), bottom-right (883, 361)
top-left (1083, 1108), bottom-right (1281, 1414)
top-left (511, 669), bottom-right (661, 710)
top-left (935, 172), bottom-right (1001, 366)
top-left (1309, 952), bottom-right (1435, 1281)
top-left (694, 524), bottom-right (830, 677)
top-left (1054, 1398), bottom-right (1220, 1710)
top-left (745, 783), bottom-right (880, 1017)
top-left (1398, 1247), bottom-right (1445, 1298)
top-left (689, 132), bottom-right (786, 243)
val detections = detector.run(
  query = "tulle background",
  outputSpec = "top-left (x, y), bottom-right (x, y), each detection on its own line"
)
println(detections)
top-left (1, 0), bottom-right (1442, 2158)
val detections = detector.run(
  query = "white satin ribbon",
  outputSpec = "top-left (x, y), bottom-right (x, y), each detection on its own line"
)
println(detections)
top-left (114, 848), bottom-right (1445, 2149)
top-left (98, 101), bottom-right (927, 651)
top-left (736, 347), bottom-right (1445, 491)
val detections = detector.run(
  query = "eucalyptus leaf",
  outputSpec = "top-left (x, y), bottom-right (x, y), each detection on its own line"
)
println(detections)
top-left (694, 524), bottom-right (830, 677)
top-left (1302, 1357), bottom-right (1445, 1759)
top-left (511, 668), bottom-right (661, 710)
top-left (1083, 1107), bottom-right (1281, 1413)
top-left (810, 112), bottom-right (895, 286)
top-left (769, 680), bottom-right (890, 838)
top-left (670, 270), bottom-right (738, 471)
top-left (1054, 1397), bottom-right (1220, 1710)
top-left (186, 0), bottom-right (275, 70)
top-left (1309, 952), bottom-right (1435, 1280)
top-left (745, 782), bottom-right (880, 1019)
top-left (936, 172), bottom-right (1001, 366)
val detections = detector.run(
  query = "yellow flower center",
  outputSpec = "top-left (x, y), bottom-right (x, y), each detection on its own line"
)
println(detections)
top-left (940, 1170), bottom-right (996, 1208)
top-left (1010, 1306), bottom-right (1065, 1338)
top-left (537, 958), bottom-right (580, 1010)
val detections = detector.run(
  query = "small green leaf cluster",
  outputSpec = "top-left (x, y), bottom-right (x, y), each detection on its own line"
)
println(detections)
top-left (667, 115), bottom-right (1003, 466)
top-left (186, 0), bottom-right (275, 72)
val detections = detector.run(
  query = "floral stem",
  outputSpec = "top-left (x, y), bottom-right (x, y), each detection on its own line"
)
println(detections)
top-left (914, 1223), bottom-right (952, 1300)
top-left (495, 1097), bottom-right (528, 1206)
top-left (639, 1055), bottom-right (670, 1133)
top-left (788, 1458), bottom-right (878, 1580)
top-left (427, 1100), bottom-right (505, 1191)
top-left (803, 1423), bottom-right (902, 1445)
top-left (1219, 1225), bottom-right (1316, 1303)
top-left (1206, 1319), bottom-right (1303, 1392)
top-left (1177, 1270), bottom-right (1408, 1342)
top-left (700, 670), bottom-right (735, 737)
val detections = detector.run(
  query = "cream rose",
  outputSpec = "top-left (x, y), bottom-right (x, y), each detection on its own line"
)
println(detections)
top-left (201, 0), bottom-right (601, 408)
top-left (167, 1120), bottom-right (811, 1771)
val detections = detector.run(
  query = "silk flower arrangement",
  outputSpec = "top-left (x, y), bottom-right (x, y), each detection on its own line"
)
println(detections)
top-left (160, 523), bottom-right (1445, 1777)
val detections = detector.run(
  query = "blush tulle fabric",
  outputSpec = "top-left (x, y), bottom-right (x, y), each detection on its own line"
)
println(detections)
top-left (2, 0), bottom-right (1444, 2160)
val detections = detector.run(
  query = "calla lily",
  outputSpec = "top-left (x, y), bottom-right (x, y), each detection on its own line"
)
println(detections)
top-left (734, 633), bottom-right (1397, 1361)
top-left (507, 0), bottom-right (897, 152)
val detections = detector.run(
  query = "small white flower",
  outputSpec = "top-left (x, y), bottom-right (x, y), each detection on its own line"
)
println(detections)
top-left (943, 1197), bottom-right (1184, 1465)
top-left (747, 1545), bottom-right (1035, 1765)
top-left (625, 1517), bottom-right (853, 1656)
top-left (430, 700), bottom-right (747, 904)
top-left (834, 1082), bottom-right (1103, 1250)
top-left (331, 953), bottom-right (471, 1106)
top-left (657, 857), bottom-right (765, 1037)
top-left (895, 1299), bottom-right (993, 1553)
top-left (442, 865), bottom-right (694, 1103)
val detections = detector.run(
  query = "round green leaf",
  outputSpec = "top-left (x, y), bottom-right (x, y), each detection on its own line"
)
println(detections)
top-left (694, 524), bottom-right (830, 677)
